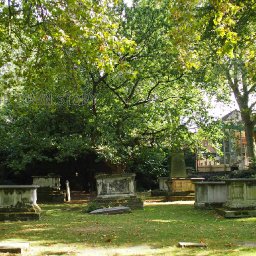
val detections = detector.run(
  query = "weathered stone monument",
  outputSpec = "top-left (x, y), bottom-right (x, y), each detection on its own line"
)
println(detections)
top-left (92, 173), bottom-right (143, 209)
top-left (217, 178), bottom-right (256, 218)
top-left (167, 152), bottom-right (204, 199)
top-left (0, 185), bottom-right (41, 221)
top-left (194, 181), bottom-right (228, 208)
top-left (32, 174), bottom-right (64, 203)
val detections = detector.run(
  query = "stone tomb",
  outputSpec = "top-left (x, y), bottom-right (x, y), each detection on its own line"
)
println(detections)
top-left (93, 173), bottom-right (143, 209)
top-left (32, 175), bottom-right (64, 203)
top-left (209, 179), bottom-right (256, 218)
top-left (0, 185), bottom-right (41, 221)
top-left (194, 181), bottom-right (228, 208)
top-left (166, 152), bottom-right (204, 200)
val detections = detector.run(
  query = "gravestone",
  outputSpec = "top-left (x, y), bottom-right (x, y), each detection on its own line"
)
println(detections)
top-left (167, 152), bottom-right (204, 198)
top-left (92, 173), bottom-right (143, 209)
top-left (0, 185), bottom-right (41, 221)
top-left (32, 175), bottom-right (64, 203)
top-left (170, 152), bottom-right (187, 178)
top-left (158, 177), bottom-right (169, 191)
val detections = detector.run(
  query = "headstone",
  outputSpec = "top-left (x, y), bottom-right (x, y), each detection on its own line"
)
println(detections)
top-left (158, 177), bottom-right (169, 191)
top-left (170, 152), bottom-right (187, 178)
top-left (89, 206), bottom-right (131, 215)
top-left (65, 180), bottom-right (71, 202)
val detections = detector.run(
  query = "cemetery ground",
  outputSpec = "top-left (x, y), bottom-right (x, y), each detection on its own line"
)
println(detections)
top-left (1, 198), bottom-right (256, 256)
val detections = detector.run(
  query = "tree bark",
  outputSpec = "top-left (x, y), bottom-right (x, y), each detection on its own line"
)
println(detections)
top-left (243, 118), bottom-right (255, 163)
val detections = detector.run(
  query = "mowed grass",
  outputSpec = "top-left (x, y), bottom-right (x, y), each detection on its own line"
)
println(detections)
top-left (1, 202), bottom-right (256, 255)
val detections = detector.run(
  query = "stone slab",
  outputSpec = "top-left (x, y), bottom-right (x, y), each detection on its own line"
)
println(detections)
top-left (238, 242), bottom-right (256, 248)
top-left (0, 242), bottom-right (29, 254)
top-left (89, 206), bottom-right (131, 215)
top-left (178, 242), bottom-right (207, 248)
top-left (216, 208), bottom-right (256, 218)
top-left (92, 196), bottom-right (144, 209)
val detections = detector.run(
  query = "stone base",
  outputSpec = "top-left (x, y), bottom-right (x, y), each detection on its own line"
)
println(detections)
top-left (166, 195), bottom-right (195, 201)
top-left (167, 178), bottom-right (204, 196)
top-left (216, 208), bottom-right (256, 218)
top-left (92, 196), bottom-right (143, 210)
top-left (37, 188), bottom-right (64, 203)
top-left (151, 190), bottom-right (169, 197)
top-left (194, 202), bottom-right (225, 209)
top-left (0, 212), bottom-right (40, 221)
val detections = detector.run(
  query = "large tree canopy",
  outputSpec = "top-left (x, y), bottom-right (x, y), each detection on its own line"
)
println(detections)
top-left (0, 0), bottom-right (221, 174)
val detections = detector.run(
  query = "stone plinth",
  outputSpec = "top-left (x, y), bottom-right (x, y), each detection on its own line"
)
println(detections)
top-left (32, 175), bottom-right (64, 203)
top-left (93, 173), bottom-right (143, 209)
top-left (167, 178), bottom-right (204, 195)
top-left (225, 179), bottom-right (256, 209)
top-left (95, 173), bottom-right (135, 198)
top-left (194, 182), bottom-right (227, 208)
top-left (0, 185), bottom-right (41, 221)
top-left (158, 177), bottom-right (169, 191)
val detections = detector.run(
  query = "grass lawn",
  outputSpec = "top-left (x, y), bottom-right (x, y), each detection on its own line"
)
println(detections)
top-left (1, 201), bottom-right (256, 255)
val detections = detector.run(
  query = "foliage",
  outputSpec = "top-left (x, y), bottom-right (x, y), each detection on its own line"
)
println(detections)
top-left (0, 0), bottom-right (223, 173)
top-left (85, 202), bottom-right (102, 213)
top-left (170, 0), bottom-right (256, 161)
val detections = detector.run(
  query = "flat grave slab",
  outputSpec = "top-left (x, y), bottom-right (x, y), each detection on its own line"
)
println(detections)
top-left (0, 242), bottom-right (29, 254)
top-left (89, 206), bottom-right (131, 215)
top-left (178, 242), bottom-right (207, 248)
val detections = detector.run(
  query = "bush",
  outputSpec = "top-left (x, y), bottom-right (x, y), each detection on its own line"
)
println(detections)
top-left (85, 202), bottom-right (102, 213)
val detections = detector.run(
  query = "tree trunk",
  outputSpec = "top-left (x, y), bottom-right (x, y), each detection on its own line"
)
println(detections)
top-left (243, 118), bottom-right (255, 165)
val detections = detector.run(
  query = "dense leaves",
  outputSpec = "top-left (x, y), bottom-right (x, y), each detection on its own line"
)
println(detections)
top-left (0, 0), bottom-right (222, 174)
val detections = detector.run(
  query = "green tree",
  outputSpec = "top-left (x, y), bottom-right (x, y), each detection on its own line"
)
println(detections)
top-left (0, 0), bottom-right (221, 174)
top-left (166, 0), bottom-right (256, 164)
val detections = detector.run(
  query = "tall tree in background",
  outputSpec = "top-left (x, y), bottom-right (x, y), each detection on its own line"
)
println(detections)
top-left (168, 0), bottom-right (256, 164)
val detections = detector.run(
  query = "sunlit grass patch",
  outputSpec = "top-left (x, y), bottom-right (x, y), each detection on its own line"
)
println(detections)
top-left (0, 203), bottom-right (256, 255)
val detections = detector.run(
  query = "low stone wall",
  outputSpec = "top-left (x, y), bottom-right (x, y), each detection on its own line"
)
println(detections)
top-left (0, 185), bottom-right (41, 221)
top-left (194, 182), bottom-right (227, 208)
